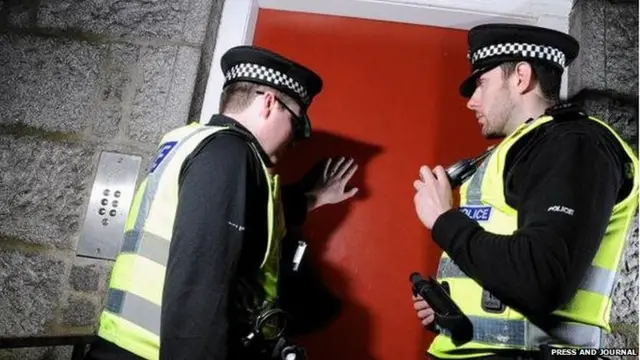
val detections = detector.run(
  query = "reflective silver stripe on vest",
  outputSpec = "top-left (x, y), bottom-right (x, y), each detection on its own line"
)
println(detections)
top-left (106, 289), bottom-right (161, 336)
top-left (436, 257), bottom-right (468, 279)
top-left (119, 127), bottom-right (212, 264)
top-left (110, 126), bottom-right (213, 334)
top-left (437, 257), bottom-right (616, 297)
top-left (440, 316), bottom-right (602, 349)
top-left (578, 265), bottom-right (617, 297)
top-left (120, 230), bottom-right (170, 266)
top-left (465, 152), bottom-right (492, 205)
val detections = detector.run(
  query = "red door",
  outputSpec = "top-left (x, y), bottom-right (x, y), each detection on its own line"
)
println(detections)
top-left (254, 10), bottom-right (493, 360)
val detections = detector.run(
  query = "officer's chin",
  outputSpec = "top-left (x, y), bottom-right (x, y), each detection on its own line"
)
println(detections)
top-left (483, 129), bottom-right (504, 140)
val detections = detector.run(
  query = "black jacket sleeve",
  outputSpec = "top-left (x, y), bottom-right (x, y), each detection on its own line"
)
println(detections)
top-left (160, 134), bottom-right (256, 360)
top-left (431, 130), bottom-right (622, 318)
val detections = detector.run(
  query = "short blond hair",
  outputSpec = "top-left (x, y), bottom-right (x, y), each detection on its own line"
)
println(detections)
top-left (219, 81), bottom-right (297, 113)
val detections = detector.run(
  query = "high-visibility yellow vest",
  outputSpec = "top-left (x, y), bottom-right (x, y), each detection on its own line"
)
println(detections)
top-left (429, 115), bottom-right (639, 358)
top-left (97, 123), bottom-right (287, 360)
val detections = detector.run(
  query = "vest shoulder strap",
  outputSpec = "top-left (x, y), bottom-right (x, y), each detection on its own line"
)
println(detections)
top-left (182, 126), bottom-right (269, 186)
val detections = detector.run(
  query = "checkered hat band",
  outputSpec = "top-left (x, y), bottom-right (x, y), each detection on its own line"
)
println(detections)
top-left (470, 42), bottom-right (566, 67)
top-left (224, 63), bottom-right (310, 104)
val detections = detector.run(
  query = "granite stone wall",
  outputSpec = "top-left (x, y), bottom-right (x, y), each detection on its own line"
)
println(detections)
top-left (0, 0), bottom-right (224, 358)
top-left (569, 0), bottom-right (639, 355)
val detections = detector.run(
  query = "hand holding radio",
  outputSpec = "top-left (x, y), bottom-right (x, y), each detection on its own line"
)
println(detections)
top-left (413, 294), bottom-right (436, 328)
top-left (413, 148), bottom-right (494, 229)
top-left (413, 165), bottom-right (453, 230)
top-left (409, 272), bottom-right (474, 346)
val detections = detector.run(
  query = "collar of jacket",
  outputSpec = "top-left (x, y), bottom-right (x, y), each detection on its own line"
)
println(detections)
top-left (207, 114), bottom-right (274, 168)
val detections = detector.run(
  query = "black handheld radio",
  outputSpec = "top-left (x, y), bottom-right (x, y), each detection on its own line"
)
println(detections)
top-left (410, 272), bottom-right (474, 346)
top-left (445, 147), bottom-right (494, 189)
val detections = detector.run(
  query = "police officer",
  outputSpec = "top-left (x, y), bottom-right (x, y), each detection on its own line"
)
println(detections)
top-left (85, 46), bottom-right (359, 360)
top-left (411, 24), bottom-right (638, 359)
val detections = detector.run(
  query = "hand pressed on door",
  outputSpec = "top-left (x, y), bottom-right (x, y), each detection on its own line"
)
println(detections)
top-left (303, 157), bottom-right (359, 211)
top-left (412, 294), bottom-right (435, 328)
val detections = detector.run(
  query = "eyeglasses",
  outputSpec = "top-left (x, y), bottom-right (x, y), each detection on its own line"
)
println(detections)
top-left (256, 91), bottom-right (304, 138)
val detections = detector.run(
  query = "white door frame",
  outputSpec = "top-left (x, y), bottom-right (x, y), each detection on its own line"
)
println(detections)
top-left (199, 0), bottom-right (572, 124)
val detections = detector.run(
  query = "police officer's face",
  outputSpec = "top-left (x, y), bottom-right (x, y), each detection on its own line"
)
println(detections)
top-left (259, 91), bottom-right (299, 160)
top-left (271, 100), bottom-right (298, 148)
top-left (466, 67), bottom-right (516, 139)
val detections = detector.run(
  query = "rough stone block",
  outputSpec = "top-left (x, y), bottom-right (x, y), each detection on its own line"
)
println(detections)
top-left (188, 0), bottom-right (224, 121)
top-left (128, 45), bottom-right (177, 144)
top-left (51, 347), bottom-right (73, 360)
top-left (574, 91), bottom-right (638, 152)
top-left (0, 250), bottom-right (69, 337)
top-left (128, 45), bottom-right (200, 144)
top-left (604, 324), bottom-right (639, 360)
top-left (92, 43), bottom-right (140, 139)
top-left (604, 2), bottom-right (639, 97)
top-left (0, 136), bottom-right (96, 249)
top-left (183, 0), bottom-right (218, 44)
top-left (0, 346), bottom-right (73, 360)
top-left (0, 33), bottom-right (103, 133)
top-left (568, 0), bottom-right (606, 96)
top-left (61, 293), bottom-right (101, 327)
top-left (0, 0), bottom-right (36, 28)
top-left (166, 46), bottom-right (202, 124)
top-left (0, 348), bottom-right (48, 360)
top-left (38, 0), bottom-right (199, 42)
top-left (610, 214), bottom-right (639, 324)
top-left (70, 256), bottom-right (114, 293)
top-left (569, 0), bottom-right (639, 97)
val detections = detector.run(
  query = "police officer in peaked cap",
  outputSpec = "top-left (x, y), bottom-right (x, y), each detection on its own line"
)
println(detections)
top-left (85, 45), bottom-right (359, 360)
top-left (411, 23), bottom-right (638, 359)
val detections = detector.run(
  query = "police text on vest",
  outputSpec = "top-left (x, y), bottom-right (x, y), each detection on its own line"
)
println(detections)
top-left (459, 206), bottom-right (492, 221)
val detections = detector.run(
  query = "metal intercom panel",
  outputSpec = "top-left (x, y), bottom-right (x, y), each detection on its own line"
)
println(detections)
top-left (77, 151), bottom-right (142, 260)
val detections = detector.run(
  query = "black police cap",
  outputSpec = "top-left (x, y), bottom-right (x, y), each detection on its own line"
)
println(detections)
top-left (221, 45), bottom-right (323, 140)
top-left (460, 23), bottom-right (579, 98)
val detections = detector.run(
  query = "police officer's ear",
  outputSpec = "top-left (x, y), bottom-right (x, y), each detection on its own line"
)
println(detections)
top-left (513, 61), bottom-right (536, 95)
top-left (257, 90), bottom-right (278, 120)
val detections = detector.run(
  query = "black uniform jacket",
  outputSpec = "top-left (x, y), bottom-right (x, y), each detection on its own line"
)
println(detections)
top-left (430, 107), bottom-right (633, 359)
top-left (86, 115), bottom-right (341, 360)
